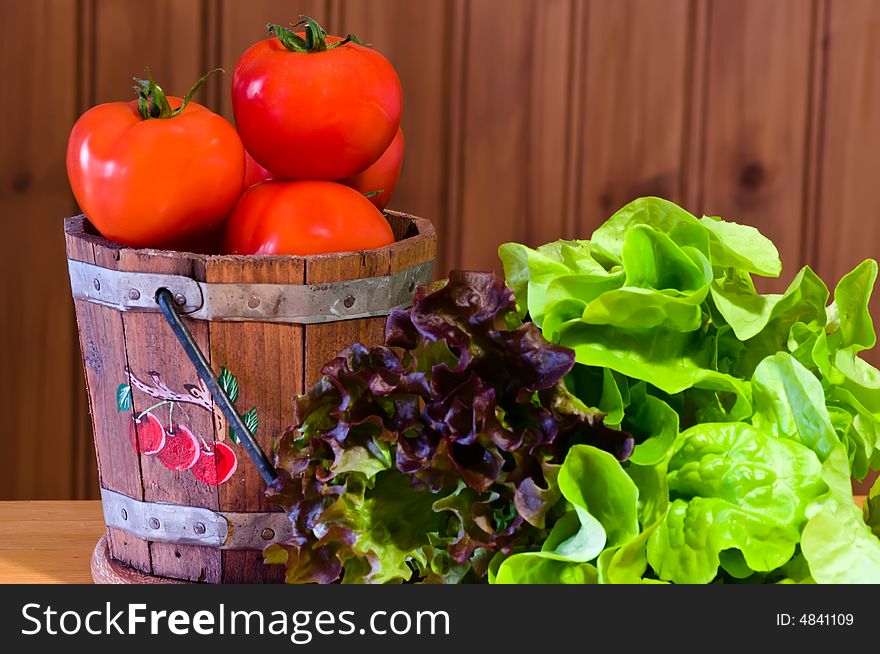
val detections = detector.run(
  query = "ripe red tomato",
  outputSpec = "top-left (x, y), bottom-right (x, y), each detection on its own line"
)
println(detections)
top-left (342, 128), bottom-right (404, 211)
top-left (224, 180), bottom-right (395, 255)
top-left (67, 73), bottom-right (244, 248)
top-left (232, 17), bottom-right (402, 180)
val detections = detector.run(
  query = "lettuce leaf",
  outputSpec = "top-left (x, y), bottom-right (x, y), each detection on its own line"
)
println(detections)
top-left (269, 271), bottom-right (633, 583)
top-left (493, 445), bottom-right (638, 584)
top-left (272, 196), bottom-right (880, 585)
top-left (496, 197), bottom-right (880, 584)
top-left (646, 423), bottom-right (825, 583)
top-left (800, 447), bottom-right (880, 583)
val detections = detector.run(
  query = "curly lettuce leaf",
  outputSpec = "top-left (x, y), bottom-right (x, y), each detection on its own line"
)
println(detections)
top-left (698, 214), bottom-right (781, 277)
top-left (865, 475), bottom-right (880, 539)
top-left (552, 321), bottom-right (752, 418)
top-left (591, 197), bottom-right (706, 264)
top-left (493, 445), bottom-right (638, 584)
top-left (751, 353), bottom-right (840, 461)
top-left (271, 271), bottom-right (634, 583)
top-left (829, 259), bottom-right (877, 352)
top-left (801, 446), bottom-right (880, 583)
top-left (331, 471), bottom-right (447, 584)
top-left (495, 199), bottom-right (880, 585)
top-left (646, 423), bottom-right (825, 583)
top-left (622, 225), bottom-right (711, 292)
top-left (499, 240), bottom-right (623, 326)
top-left (624, 384), bottom-right (679, 466)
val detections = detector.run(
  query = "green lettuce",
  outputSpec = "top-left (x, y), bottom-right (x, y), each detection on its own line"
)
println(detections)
top-left (493, 445), bottom-right (637, 583)
top-left (273, 196), bottom-right (880, 584)
top-left (495, 196), bottom-right (880, 584)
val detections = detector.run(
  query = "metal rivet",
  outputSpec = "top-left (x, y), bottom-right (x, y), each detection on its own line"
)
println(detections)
top-left (120, 508), bottom-right (128, 521)
top-left (193, 522), bottom-right (206, 535)
top-left (408, 280), bottom-right (416, 293)
top-left (247, 295), bottom-right (260, 309)
top-left (174, 293), bottom-right (186, 306)
top-left (128, 288), bottom-right (141, 301)
top-left (93, 278), bottom-right (101, 291)
top-left (343, 295), bottom-right (356, 308)
top-left (148, 517), bottom-right (161, 530)
top-left (261, 528), bottom-right (275, 541)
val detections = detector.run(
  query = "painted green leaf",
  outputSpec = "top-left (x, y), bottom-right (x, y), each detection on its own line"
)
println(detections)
top-left (116, 383), bottom-right (132, 413)
top-left (218, 367), bottom-right (240, 404)
top-left (243, 406), bottom-right (258, 434)
top-left (229, 406), bottom-right (259, 444)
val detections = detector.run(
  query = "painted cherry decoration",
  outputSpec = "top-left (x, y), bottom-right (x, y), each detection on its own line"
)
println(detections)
top-left (128, 413), bottom-right (166, 456)
top-left (190, 442), bottom-right (238, 485)
top-left (157, 423), bottom-right (201, 471)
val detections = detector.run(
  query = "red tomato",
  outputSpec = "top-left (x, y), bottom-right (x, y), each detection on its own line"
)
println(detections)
top-left (225, 180), bottom-right (395, 255)
top-left (67, 74), bottom-right (244, 248)
top-left (342, 128), bottom-right (404, 211)
top-left (232, 18), bottom-right (402, 180)
top-left (244, 150), bottom-right (275, 187)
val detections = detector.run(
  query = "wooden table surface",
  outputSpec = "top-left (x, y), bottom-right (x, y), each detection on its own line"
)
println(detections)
top-left (0, 498), bottom-right (870, 584)
top-left (0, 501), bottom-right (104, 583)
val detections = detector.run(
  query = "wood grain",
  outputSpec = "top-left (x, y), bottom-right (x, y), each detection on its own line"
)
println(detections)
top-left (0, 501), bottom-right (105, 584)
top-left (453, 0), bottom-right (574, 272)
top-left (64, 212), bottom-right (433, 583)
top-left (6, 0), bottom-right (880, 504)
top-left (91, 0), bottom-right (206, 105)
top-left (117, 248), bottom-right (221, 583)
top-left (65, 218), bottom-right (152, 572)
top-left (91, 532), bottom-right (188, 584)
top-left (205, 256), bottom-right (304, 584)
top-left (0, 0), bottom-right (87, 501)
top-left (337, 0), bottom-right (451, 273)
top-left (814, 0), bottom-right (880, 348)
top-left (0, 498), bottom-right (868, 584)
top-left (694, 0), bottom-right (815, 291)
top-left (575, 0), bottom-right (691, 234)
top-left (303, 212), bottom-right (435, 387)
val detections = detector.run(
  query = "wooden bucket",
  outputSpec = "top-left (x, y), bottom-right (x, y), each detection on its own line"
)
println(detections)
top-left (64, 212), bottom-right (435, 583)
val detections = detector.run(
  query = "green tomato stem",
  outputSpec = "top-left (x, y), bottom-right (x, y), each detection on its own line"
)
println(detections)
top-left (267, 14), bottom-right (371, 54)
top-left (132, 68), bottom-right (223, 120)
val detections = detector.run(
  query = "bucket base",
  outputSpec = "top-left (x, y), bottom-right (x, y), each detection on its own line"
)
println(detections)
top-left (91, 531), bottom-right (189, 584)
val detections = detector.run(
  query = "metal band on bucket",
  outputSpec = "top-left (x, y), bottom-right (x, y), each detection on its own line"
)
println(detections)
top-left (100, 488), bottom-right (293, 550)
top-left (68, 258), bottom-right (433, 324)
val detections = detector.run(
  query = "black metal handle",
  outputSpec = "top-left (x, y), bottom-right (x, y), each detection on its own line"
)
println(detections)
top-left (156, 288), bottom-right (278, 486)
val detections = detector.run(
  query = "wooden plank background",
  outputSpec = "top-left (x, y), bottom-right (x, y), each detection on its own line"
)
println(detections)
top-left (1, 0), bottom-right (879, 499)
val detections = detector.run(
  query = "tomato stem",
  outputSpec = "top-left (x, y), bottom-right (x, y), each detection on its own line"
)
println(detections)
top-left (267, 15), bottom-right (371, 54)
top-left (132, 68), bottom-right (223, 120)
